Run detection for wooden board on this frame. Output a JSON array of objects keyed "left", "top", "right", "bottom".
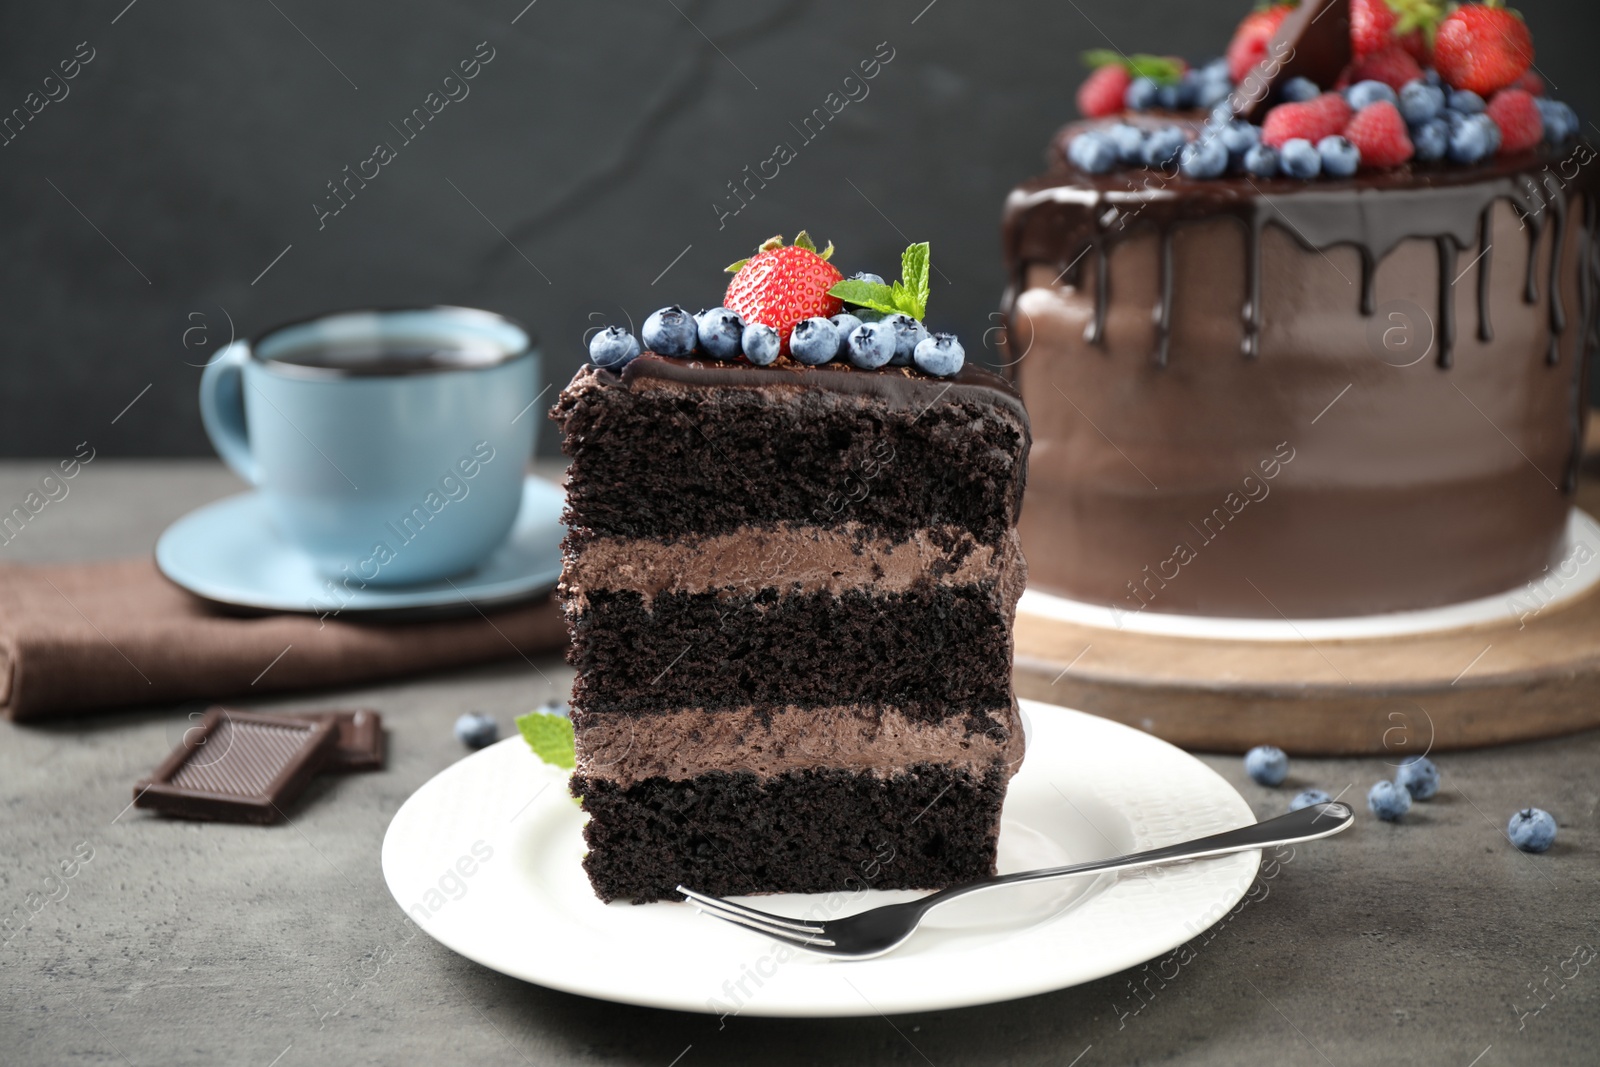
[{"left": 1013, "top": 414, "right": 1600, "bottom": 755}]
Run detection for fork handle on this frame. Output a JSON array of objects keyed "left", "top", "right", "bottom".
[{"left": 921, "top": 802, "right": 1353, "bottom": 909}]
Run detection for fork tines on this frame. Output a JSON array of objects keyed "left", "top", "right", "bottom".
[{"left": 676, "top": 886, "right": 836, "bottom": 947}]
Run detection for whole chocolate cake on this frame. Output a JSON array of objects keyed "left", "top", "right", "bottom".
[
  {"left": 1005, "top": 0, "right": 1598, "bottom": 618},
  {"left": 552, "top": 237, "right": 1029, "bottom": 903}
]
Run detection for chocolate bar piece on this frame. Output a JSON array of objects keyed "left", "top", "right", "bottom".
[
  {"left": 133, "top": 709, "right": 337, "bottom": 824},
  {"left": 287, "top": 708, "right": 385, "bottom": 772}
]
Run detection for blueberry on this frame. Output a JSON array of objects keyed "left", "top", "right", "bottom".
[
  {"left": 789, "top": 317, "right": 840, "bottom": 365},
  {"left": 1201, "top": 57, "right": 1231, "bottom": 83},
  {"left": 536, "top": 699, "right": 569, "bottom": 717},
  {"left": 1068, "top": 131, "right": 1119, "bottom": 174},
  {"left": 1244, "top": 745, "right": 1289, "bottom": 786},
  {"left": 1180, "top": 135, "right": 1230, "bottom": 179},
  {"left": 1422, "top": 68, "right": 1442, "bottom": 88},
  {"left": 1347, "top": 80, "right": 1398, "bottom": 110},
  {"left": 454, "top": 711, "right": 498, "bottom": 750},
  {"left": 1536, "top": 99, "right": 1576, "bottom": 143},
  {"left": 1107, "top": 123, "right": 1148, "bottom": 165},
  {"left": 1448, "top": 89, "right": 1486, "bottom": 115},
  {"left": 830, "top": 313, "right": 863, "bottom": 357},
  {"left": 1197, "top": 76, "right": 1234, "bottom": 111},
  {"left": 1125, "top": 76, "right": 1160, "bottom": 111},
  {"left": 1399, "top": 80, "right": 1446, "bottom": 125},
  {"left": 1394, "top": 756, "right": 1440, "bottom": 800},
  {"left": 845, "top": 321, "right": 896, "bottom": 369},
  {"left": 883, "top": 313, "right": 928, "bottom": 366},
  {"left": 1412, "top": 118, "right": 1450, "bottom": 162},
  {"left": 1143, "top": 126, "right": 1187, "bottom": 169},
  {"left": 1243, "top": 142, "right": 1280, "bottom": 177},
  {"left": 1319, "top": 135, "right": 1361, "bottom": 178},
  {"left": 913, "top": 332, "right": 965, "bottom": 377},
  {"left": 694, "top": 307, "right": 743, "bottom": 361},
  {"left": 1280, "top": 137, "right": 1323, "bottom": 179},
  {"left": 1290, "top": 789, "right": 1334, "bottom": 812},
  {"left": 740, "top": 322, "right": 780, "bottom": 366},
  {"left": 587, "top": 326, "right": 639, "bottom": 370},
  {"left": 1367, "top": 780, "right": 1412, "bottom": 822},
  {"left": 1281, "top": 76, "right": 1321, "bottom": 103},
  {"left": 1507, "top": 808, "right": 1557, "bottom": 853},
  {"left": 1219, "top": 121, "right": 1261, "bottom": 161},
  {"left": 1448, "top": 114, "right": 1492, "bottom": 164},
  {"left": 1157, "top": 83, "right": 1184, "bottom": 111},
  {"left": 642, "top": 305, "right": 698, "bottom": 357},
  {"left": 851, "top": 271, "right": 887, "bottom": 286},
  {"left": 1480, "top": 112, "right": 1502, "bottom": 155}
]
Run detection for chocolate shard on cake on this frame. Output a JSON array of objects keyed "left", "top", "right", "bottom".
[{"left": 551, "top": 354, "right": 1030, "bottom": 903}]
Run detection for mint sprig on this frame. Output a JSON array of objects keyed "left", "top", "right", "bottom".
[
  {"left": 1081, "top": 49, "right": 1185, "bottom": 86},
  {"left": 828, "top": 241, "right": 931, "bottom": 320},
  {"left": 515, "top": 709, "right": 575, "bottom": 770}
]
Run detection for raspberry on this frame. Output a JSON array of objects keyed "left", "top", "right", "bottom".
[
  {"left": 1512, "top": 70, "right": 1545, "bottom": 96},
  {"left": 1262, "top": 93, "right": 1354, "bottom": 149},
  {"left": 1344, "top": 101, "right": 1415, "bottom": 168},
  {"left": 1486, "top": 88, "right": 1544, "bottom": 155},
  {"left": 1347, "top": 45, "right": 1424, "bottom": 91},
  {"left": 1077, "top": 63, "right": 1132, "bottom": 119}
]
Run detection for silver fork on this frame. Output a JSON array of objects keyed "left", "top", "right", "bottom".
[{"left": 679, "top": 801, "right": 1353, "bottom": 960}]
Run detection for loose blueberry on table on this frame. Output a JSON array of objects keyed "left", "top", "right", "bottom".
[
  {"left": 1289, "top": 788, "right": 1334, "bottom": 812},
  {"left": 1244, "top": 745, "right": 1289, "bottom": 786},
  {"left": 1368, "top": 779, "right": 1413, "bottom": 822},
  {"left": 1506, "top": 807, "right": 1557, "bottom": 852},
  {"left": 1395, "top": 754, "right": 1440, "bottom": 800},
  {"left": 1069, "top": 0, "right": 1577, "bottom": 182},
  {"left": 584, "top": 232, "right": 966, "bottom": 378},
  {"left": 454, "top": 711, "right": 499, "bottom": 750}
]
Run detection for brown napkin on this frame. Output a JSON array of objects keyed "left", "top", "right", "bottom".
[{"left": 0, "top": 557, "right": 565, "bottom": 722}]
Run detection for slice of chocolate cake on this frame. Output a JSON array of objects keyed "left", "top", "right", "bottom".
[{"left": 552, "top": 351, "right": 1029, "bottom": 903}]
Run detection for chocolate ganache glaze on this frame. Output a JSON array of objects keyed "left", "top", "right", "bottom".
[{"left": 1002, "top": 144, "right": 1599, "bottom": 618}]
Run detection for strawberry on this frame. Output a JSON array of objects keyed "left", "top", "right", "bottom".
[
  {"left": 1344, "top": 100, "right": 1415, "bottom": 167},
  {"left": 724, "top": 233, "right": 843, "bottom": 354},
  {"left": 1347, "top": 45, "right": 1424, "bottom": 91},
  {"left": 1076, "top": 62, "right": 1132, "bottom": 118},
  {"left": 1433, "top": 1, "right": 1534, "bottom": 97},
  {"left": 1486, "top": 87, "right": 1544, "bottom": 154},
  {"left": 1262, "top": 93, "right": 1354, "bottom": 148},
  {"left": 1227, "top": 3, "right": 1296, "bottom": 84},
  {"left": 1352, "top": 0, "right": 1443, "bottom": 61}
]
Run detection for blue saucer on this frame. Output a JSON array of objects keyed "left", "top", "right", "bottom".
[{"left": 156, "top": 476, "right": 564, "bottom": 620}]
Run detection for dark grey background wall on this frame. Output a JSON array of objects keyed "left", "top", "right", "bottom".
[{"left": 2, "top": 0, "right": 1596, "bottom": 458}]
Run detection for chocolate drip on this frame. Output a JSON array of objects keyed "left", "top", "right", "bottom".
[
  {"left": 1476, "top": 207, "right": 1495, "bottom": 342},
  {"left": 1437, "top": 238, "right": 1458, "bottom": 368},
  {"left": 1003, "top": 138, "right": 1600, "bottom": 370},
  {"left": 1089, "top": 234, "right": 1109, "bottom": 346},
  {"left": 1546, "top": 182, "right": 1568, "bottom": 364},
  {"left": 1155, "top": 229, "right": 1174, "bottom": 368},
  {"left": 1243, "top": 214, "right": 1263, "bottom": 359}
]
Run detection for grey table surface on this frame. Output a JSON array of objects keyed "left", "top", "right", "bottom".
[{"left": 1, "top": 461, "right": 1596, "bottom": 1067}]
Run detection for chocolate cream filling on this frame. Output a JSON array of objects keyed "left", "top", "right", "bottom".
[
  {"left": 573, "top": 703, "right": 1025, "bottom": 788},
  {"left": 562, "top": 524, "right": 1025, "bottom": 604}
]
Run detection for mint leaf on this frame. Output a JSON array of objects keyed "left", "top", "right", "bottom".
[
  {"left": 828, "top": 279, "right": 898, "bottom": 315},
  {"left": 515, "top": 710, "right": 575, "bottom": 770},
  {"left": 898, "top": 242, "right": 930, "bottom": 320},
  {"left": 1080, "top": 50, "right": 1185, "bottom": 86}
]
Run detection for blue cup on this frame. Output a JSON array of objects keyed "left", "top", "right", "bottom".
[{"left": 199, "top": 306, "right": 538, "bottom": 586}]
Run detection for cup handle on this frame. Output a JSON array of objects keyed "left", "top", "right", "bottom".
[{"left": 199, "top": 341, "right": 261, "bottom": 485}]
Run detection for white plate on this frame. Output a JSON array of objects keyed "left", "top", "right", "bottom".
[
  {"left": 381, "top": 700, "right": 1260, "bottom": 1016},
  {"left": 155, "top": 475, "right": 564, "bottom": 620},
  {"left": 1020, "top": 507, "right": 1600, "bottom": 642}
]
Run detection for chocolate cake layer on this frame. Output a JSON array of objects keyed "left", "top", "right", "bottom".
[
  {"left": 573, "top": 702, "right": 1024, "bottom": 787},
  {"left": 551, "top": 356, "right": 1030, "bottom": 544},
  {"left": 1003, "top": 140, "right": 1598, "bottom": 617},
  {"left": 568, "top": 583, "right": 1019, "bottom": 718},
  {"left": 573, "top": 764, "right": 1011, "bottom": 903}
]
